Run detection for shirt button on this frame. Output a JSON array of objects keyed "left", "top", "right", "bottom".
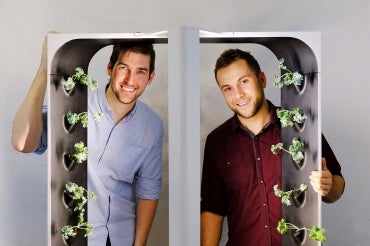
[
  {"left": 262, "top": 203, "right": 267, "bottom": 206},
  {"left": 265, "top": 225, "right": 269, "bottom": 228},
  {"left": 257, "top": 157, "right": 261, "bottom": 161},
  {"left": 260, "top": 180, "right": 264, "bottom": 184}
]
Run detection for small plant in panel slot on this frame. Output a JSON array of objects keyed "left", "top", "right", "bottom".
[
  {"left": 64, "top": 111, "right": 104, "bottom": 130},
  {"left": 61, "top": 182, "right": 97, "bottom": 240},
  {"left": 271, "top": 137, "right": 305, "bottom": 166},
  {"left": 273, "top": 183, "right": 307, "bottom": 206},
  {"left": 276, "top": 107, "right": 307, "bottom": 128},
  {"left": 273, "top": 58, "right": 304, "bottom": 88},
  {"left": 63, "top": 141, "right": 88, "bottom": 171},
  {"left": 62, "top": 67, "right": 99, "bottom": 92},
  {"left": 65, "top": 111, "right": 89, "bottom": 128},
  {"left": 277, "top": 218, "right": 327, "bottom": 243},
  {"left": 68, "top": 141, "right": 88, "bottom": 164}
]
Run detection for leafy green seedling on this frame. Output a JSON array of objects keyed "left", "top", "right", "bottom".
[
  {"left": 277, "top": 218, "right": 326, "bottom": 242},
  {"left": 66, "top": 111, "right": 104, "bottom": 128},
  {"left": 66, "top": 111, "right": 88, "bottom": 128},
  {"left": 61, "top": 182, "right": 97, "bottom": 240},
  {"left": 273, "top": 184, "right": 307, "bottom": 206},
  {"left": 277, "top": 108, "right": 307, "bottom": 128},
  {"left": 69, "top": 141, "right": 88, "bottom": 164},
  {"left": 271, "top": 137, "right": 305, "bottom": 165},
  {"left": 93, "top": 112, "right": 104, "bottom": 123},
  {"left": 62, "top": 67, "right": 99, "bottom": 91},
  {"left": 274, "top": 58, "right": 304, "bottom": 88}
]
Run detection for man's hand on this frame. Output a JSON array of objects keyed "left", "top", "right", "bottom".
[
  {"left": 309, "top": 158, "right": 332, "bottom": 197},
  {"left": 309, "top": 158, "right": 345, "bottom": 203}
]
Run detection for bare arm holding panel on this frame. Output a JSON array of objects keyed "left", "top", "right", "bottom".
[{"left": 12, "top": 34, "right": 49, "bottom": 153}]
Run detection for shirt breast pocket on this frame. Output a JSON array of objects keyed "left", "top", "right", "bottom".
[
  {"left": 219, "top": 155, "right": 256, "bottom": 191},
  {"left": 103, "top": 144, "right": 149, "bottom": 183}
]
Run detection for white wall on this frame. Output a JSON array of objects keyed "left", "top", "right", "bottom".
[{"left": 1, "top": 0, "right": 369, "bottom": 245}]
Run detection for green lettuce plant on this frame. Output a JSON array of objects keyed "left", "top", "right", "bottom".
[
  {"left": 273, "top": 184, "right": 307, "bottom": 206},
  {"left": 271, "top": 137, "right": 305, "bottom": 165},
  {"left": 69, "top": 141, "right": 88, "bottom": 164},
  {"left": 277, "top": 218, "right": 326, "bottom": 242},
  {"left": 61, "top": 182, "right": 97, "bottom": 240},
  {"left": 274, "top": 58, "right": 304, "bottom": 88},
  {"left": 66, "top": 111, "right": 104, "bottom": 128},
  {"left": 277, "top": 108, "right": 306, "bottom": 128},
  {"left": 62, "top": 67, "right": 99, "bottom": 91}
]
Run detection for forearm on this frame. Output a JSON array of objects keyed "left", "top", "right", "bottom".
[
  {"left": 134, "top": 198, "right": 158, "bottom": 246},
  {"left": 12, "top": 64, "right": 47, "bottom": 152},
  {"left": 201, "top": 211, "right": 223, "bottom": 246},
  {"left": 323, "top": 175, "right": 345, "bottom": 203}
]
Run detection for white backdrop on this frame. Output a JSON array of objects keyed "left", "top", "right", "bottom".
[{"left": 1, "top": 1, "right": 369, "bottom": 245}]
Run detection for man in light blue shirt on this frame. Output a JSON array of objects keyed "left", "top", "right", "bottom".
[
  {"left": 12, "top": 34, "right": 163, "bottom": 246},
  {"left": 87, "top": 82, "right": 163, "bottom": 245}
]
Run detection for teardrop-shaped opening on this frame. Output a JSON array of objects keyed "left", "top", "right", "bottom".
[
  {"left": 292, "top": 151, "right": 305, "bottom": 170},
  {"left": 294, "top": 121, "right": 306, "bottom": 132},
  {"left": 293, "top": 74, "right": 307, "bottom": 94},
  {"left": 63, "top": 114, "right": 75, "bottom": 133},
  {"left": 63, "top": 153, "right": 76, "bottom": 171},
  {"left": 62, "top": 190, "right": 75, "bottom": 210},
  {"left": 61, "top": 76, "right": 76, "bottom": 96},
  {"left": 292, "top": 189, "right": 306, "bottom": 208},
  {"left": 292, "top": 228, "right": 306, "bottom": 245}
]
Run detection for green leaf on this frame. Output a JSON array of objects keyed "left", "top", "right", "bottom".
[
  {"left": 62, "top": 77, "right": 76, "bottom": 91},
  {"left": 80, "top": 112, "right": 88, "bottom": 128},
  {"left": 309, "top": 226, "right": 327, "bottom": 242},
  {"left": 289, "top": 138, "right": 305, "bottom": 165},
  {"left": 277, "top": 219, "right": 289, "bottom": 234},
  {"left": 271, "top": 143, "right": 283, "bottom": 155},
  {"left": 277, "top": 108, "right": 306, "bottom": 128},
  {"left": 62, "top": 67, "right": 100, "bottom": 91},
  {"left": 274, "top": 59, "right": 303, "bottom": 88},
  {"left": 299, "top": 183, "right": 308, "bottom": 191},
  {"left": 61, "top": 182, "right": 97, "bottom": 239},
  {"left": 93, "top": 112, "right": 104, "bottom": 122},
  {"left": 71, "top": 141, "right": 88, "bottom": 164},
  {"left": 273, "top": 184, "right": 307, "bottom": 206},
  {"left": 61, "top": 225, "right": 74, "bottom": 239},
  {"left": 274, "top": 75, "right": 284, "bottom": 88}
]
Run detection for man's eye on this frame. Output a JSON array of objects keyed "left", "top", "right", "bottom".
[{"left": 138, "top": 70, "right": 147, "bottom": 75}]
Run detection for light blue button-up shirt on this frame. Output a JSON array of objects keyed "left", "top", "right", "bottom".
[
  {"left": 87, "top": 84, "right": 163, "bottom": 245},
  {"left": 37, "top": 84, "right": 163, "bottom": 246}
]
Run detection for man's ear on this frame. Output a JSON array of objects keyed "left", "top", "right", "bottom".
[
  {"left": 147, "top": 70, "right": 156, "bottom": 85},
  {"left": 259, "top": 72, "right": 267, "bottom": 89},
  {"left": 107, "top": 63, "right": 113, "bottom": 76}
]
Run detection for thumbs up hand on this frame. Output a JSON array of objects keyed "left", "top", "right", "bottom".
[{"left": 309, "top": 158, "right": 333, "bottom": 197}]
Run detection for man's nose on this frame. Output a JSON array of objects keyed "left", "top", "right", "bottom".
[
  {"left": 124, "top": 71, "right": 134, "bottom": 83},
  {"left": 235, "top": 85, "right": 245, "bottom": 98}
]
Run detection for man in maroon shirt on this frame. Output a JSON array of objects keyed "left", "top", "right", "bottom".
[{"left": 200, "top": 49, "right": 345, "bottom": 246}]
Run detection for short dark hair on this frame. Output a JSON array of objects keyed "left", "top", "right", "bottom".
[
  {"left": 214, "top": 49, "right": 261, "bottom": 82},
  {"left": 109, "top": 41, "right": 156, "bottom": 74}
]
